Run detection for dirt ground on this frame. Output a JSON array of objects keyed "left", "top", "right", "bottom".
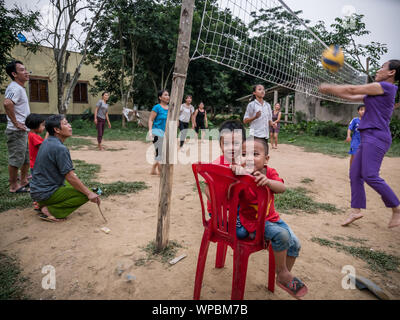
[{"left": 0, "top": 137, "right": 399, "bottom": 300}]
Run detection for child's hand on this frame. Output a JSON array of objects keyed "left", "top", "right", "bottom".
[
  {"left": 345, "top": 136, "right": 351, "bottom": 143},
  {"left": 231, "top": 165, "right": 248, "bottom": 176},
  {"left": 253, "top": 171, "right": 270, "bottom": 187}
]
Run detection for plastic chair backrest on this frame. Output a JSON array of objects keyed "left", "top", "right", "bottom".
[{"left": 192, "top": 163, "right": 271, "bottom": 246}]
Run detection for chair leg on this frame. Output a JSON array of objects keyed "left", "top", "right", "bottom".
[
  {"left": 215, "top": 242, "right": 228, "bottom": 268},
  {"left": 193, "top": 231, "right": 210, "bottom": 300},
  {"left": 231, "top": 244, "right": 251, "bottom": 300},
  {"left": 267, "top": 244, "right": 275, "bottom": 293}
]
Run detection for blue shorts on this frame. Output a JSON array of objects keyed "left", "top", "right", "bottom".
[
  {"left": 348, "top": 146, "right": 360, "bottom": 155},
  {"left": 349, "top": 141, "right": 361, "bottom": 155},
  {"left": 264, "top": 219, "right": 301, "bottom": 257},
  {"left": 236, "top": 214, "right": 301, "bottom": 257}
]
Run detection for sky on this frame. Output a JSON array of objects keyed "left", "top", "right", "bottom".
[
  {"left": 5, "top": 0, "right": 400, "bottom": 65},
  {"left": 284, "top": 0, "right": 400, "bottom": 65}
]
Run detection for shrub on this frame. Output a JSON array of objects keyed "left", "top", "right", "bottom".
[
  {"left": 390, "top": 116, "right": 400, "bottom": 141},
  {"left": 282, "top": 120, "right": 347, "bottom": 140}
]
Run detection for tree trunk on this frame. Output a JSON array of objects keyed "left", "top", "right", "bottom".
[{"left": 53, "top": 0, "right": 106, "bottom": 114}]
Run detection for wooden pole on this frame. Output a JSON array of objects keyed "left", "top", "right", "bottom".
[
  {"left": 273, "top": 90, "right": 278, "bottom": 106},
  {"left": 284, "top": 95, "right": 289, "bottom": 123},
  {"left": 156, "top": 0, "right": 195, "bottom": 251}
]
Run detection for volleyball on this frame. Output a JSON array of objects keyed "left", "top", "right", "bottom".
[{"left": 321, "top": 45, "right": 345, "bottom": 72}]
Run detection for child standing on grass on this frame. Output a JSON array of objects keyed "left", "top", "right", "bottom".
[
  {"left": 231, "top": 138, "right": 308, "bottom": 299},
  {"left": 94, "top": 92, "right": 111, "bottom": 151},
  {"left": 243, "top": 84, "right": 275, "bottom": 144},
  {"left": 25, "top": 113, "right": 48, "bottom": 210},
  {"left": 346, "top": 105, "right": 365, "bottom": 167}
]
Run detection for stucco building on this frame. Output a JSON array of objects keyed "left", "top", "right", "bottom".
[{"left": 0, "top": 44, "right": 122, "bottom": 119}]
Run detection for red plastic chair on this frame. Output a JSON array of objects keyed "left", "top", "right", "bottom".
[{"left": 192, "top": 163, "right": 275, "bottom": 300}]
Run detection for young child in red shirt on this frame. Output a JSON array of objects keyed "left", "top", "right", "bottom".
[
  {"left": 25, "top": 113, "right": 47, "bottom": 210},
  {"left": 204, "top": 120, "right": 246, "bottom": 210},
  {"left": 231, "top": 138, "right": 308, "bottom": 299}
]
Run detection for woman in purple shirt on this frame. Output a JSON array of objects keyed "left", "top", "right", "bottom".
[{"left": 319, "top": 59, "right": 400, "bottom": 229}]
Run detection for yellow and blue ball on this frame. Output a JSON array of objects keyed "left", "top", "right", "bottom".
[{"left": 321, "top": 45, "right": 344, "bottom": 72}]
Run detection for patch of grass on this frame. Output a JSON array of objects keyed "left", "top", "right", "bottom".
[
  {"left": 300, "top": 178, "right": 314, "bottom": 184},
  {"left": 70, "top": 119, "right": 148, "bottom": 142},
  {"left": 311, "top": 237, "right": 400, "bottom": 273},
  {"left": 0, "top": 143, "right": 147, "bottom": 212},
  {"left": 73, "top": 160, "right": 148, "bottom": 196},
  {"left": 141, "top": 240, "right": 184, "bottom": 264},
  {"left": 275, "top": 187, "right": 340, "bottom": 214},
  {"left": 96, "top": 181, "right": 148, "bottom": 196},
  {"left": 193, "top": 180, "right": 207, "bottom": 193},
  {"left": 64, "top": 137, "right": 94, "bottom": 150},
  {"left": 102, "top": 147, "right": 126, "bottom": 152},
  {"left": 279, "top": 131, "right": 400, "bottom": 157},
  {"left": 333, "top": 236, "right": 368, "bottom": 244},
  {"left": 0, "top": 253, "right": 29, "bottom": 300},
  {"left": 346, "top": 236, "right": 369, "bottom": 244},
  {"left": 279, "top": 132, "right": 350, "bottom": 158}
]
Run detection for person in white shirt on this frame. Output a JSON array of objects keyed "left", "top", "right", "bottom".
[
  {"left": 243, "top": 84, "right": 276, "bottom": 144},
  {"left": 178, "top": 95, "right": 195, "bottom": 148},
  {"left": 3, "top": 60, "right": 31, "bottom": 193}
]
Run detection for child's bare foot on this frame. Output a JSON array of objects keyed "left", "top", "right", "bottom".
[
  {"left": 342, "top": 210, "right": 363, "bottom": 226},
  {"left": 388, "top": 207, "right": 400, "bottom": 229}
]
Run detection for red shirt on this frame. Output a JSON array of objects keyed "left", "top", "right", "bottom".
[
  {"left": 238, "top": 166, "right": 283, "bottom": 232},
  {"left": 28, "top": 132, "right": 44, "bottom": 169}
]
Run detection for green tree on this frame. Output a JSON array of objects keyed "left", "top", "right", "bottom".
[
  {"left": 87, "top": 0, "right": 180, "bottom": 109},
  {"left": 311, "top": 14, "right": 388, "bottom": 80},
  {"left": 0, "top": 0, "right": 39, "bottom": 89}
]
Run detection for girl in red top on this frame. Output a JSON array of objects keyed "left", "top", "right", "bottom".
[
  {"left": 25, "top": 113, "right": 47, "bottom": 210},
  {"left": 231, "top": 138, "right": 308, "bottom": 299},
  {"left": 25, "top": 113, "right": 47, "bottom": 172}
]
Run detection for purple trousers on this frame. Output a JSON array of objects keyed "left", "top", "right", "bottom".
[
  {"left": 96, "top": 118, "right": 105, "bottom": 144},
  {"left": 350, "top": 133, "right": 400, "bottom": 209}
]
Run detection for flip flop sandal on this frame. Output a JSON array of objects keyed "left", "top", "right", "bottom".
[
  {"left": 277, "top": 277, "right": 308, "bottom": 299},
  {"left": 10, "top": 186, "right": 30, "bottom": 193},
  {"left": 38, "top": 213, "right": 59, "bottom": 222}
]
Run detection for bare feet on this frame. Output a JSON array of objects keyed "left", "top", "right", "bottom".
[
  {"left": 388, "top": 207, "right": 400, "bottom": 229},
  {"left": 342, "top": 210, "right": 364, "bottom": 226}
]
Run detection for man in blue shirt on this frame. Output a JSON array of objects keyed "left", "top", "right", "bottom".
[{"left": 30, "top": 115, "right": 100, "bottom": 222}]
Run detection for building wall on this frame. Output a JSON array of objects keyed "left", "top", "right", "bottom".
[
  {"left": 295, "top": 92, "right": 357, "bottom": 125},
  {"left": 295, "top": 92, "right": 400, "bottom": 124},
  {"left": 0, "top": 44, "right": 123, "bottom": 116}
]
